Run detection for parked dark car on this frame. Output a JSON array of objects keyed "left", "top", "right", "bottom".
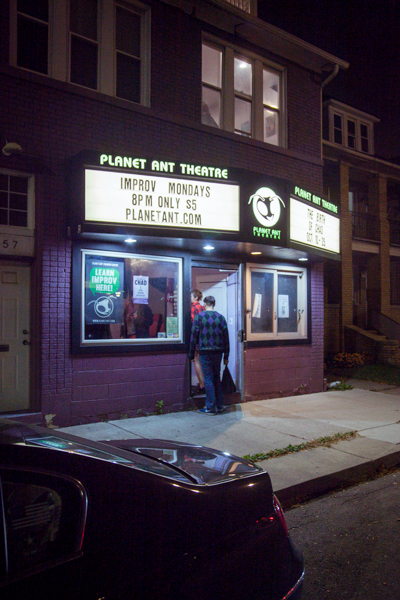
[{"left": 0, "top": 418, "right": 304, "bottom": 600}]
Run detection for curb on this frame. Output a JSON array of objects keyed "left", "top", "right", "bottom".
[{"left": 275, "top": 449, "right": 400, "bottom": 509}]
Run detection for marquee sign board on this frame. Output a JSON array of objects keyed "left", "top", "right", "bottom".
[{"left": 85, "top": 169, "right": 240, "bottom": 232}]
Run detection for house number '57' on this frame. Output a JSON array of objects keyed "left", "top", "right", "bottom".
[{"left": 2, "top": 240, "right": 18, "bottom": 249}]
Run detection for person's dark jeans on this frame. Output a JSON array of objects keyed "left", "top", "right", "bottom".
[{"left": 199, "top": 352, "right": 224, "bottom": 411}]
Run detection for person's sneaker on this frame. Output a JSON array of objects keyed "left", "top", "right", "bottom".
[
  {"left": 216, "top": 405, "right": 228, "bottom": 413},
  {"left": 198, "top": 407, "right": 216, "bottom": 415}
]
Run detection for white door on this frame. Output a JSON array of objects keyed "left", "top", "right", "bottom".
[
  {"left": 0, "top": 264, "right": 30, "bottom": 411},
  {"left": 194, "top": 269, "right": 239, "bottom": 388}
]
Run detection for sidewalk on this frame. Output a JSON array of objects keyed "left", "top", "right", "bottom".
[{"left": 60, "top": 380, "right": 400, "bottom": 508}]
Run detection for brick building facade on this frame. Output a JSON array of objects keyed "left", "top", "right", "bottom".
[
  {"left": 0, "top": 0, "right": 346, "bottom": 426},
  {"left": 323, "top": 99, "right": 400, "bottom": 362}
]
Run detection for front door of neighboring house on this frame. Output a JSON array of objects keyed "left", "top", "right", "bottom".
[{"left": 0, "top": 264, "right": 30, "bottom": 411}]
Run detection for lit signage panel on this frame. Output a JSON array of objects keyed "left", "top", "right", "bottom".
[
  {"left": 290, "top": 197, "right": 340, "bottom": 254},
  {"left": 85, "top": 169, "right": 240, "bottom": 232}
]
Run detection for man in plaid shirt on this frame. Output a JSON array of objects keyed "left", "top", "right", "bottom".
[{"left": 188, "top": 295, "right": 229, "bottom": 414}]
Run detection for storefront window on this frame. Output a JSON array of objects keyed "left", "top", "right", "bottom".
[
  {"left": 247, "top": 264, "right": 307, "bottom": 340},
  {"left": 81, "top": 250, "right": 182, "bottom": 345}
]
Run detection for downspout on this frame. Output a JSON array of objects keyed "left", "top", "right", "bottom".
[{"left": 320, "top": 63, "right": 340, "bottom": 160}]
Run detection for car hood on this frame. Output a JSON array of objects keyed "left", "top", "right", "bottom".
[{"left": 102, "top": 438, "right": 263, "bottom": 484}]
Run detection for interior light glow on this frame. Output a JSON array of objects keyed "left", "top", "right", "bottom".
[
  {"left": 251, "top": 251, "right": 262, "bottom": 255},
  {"left": 203, "top": 245, "right": 214, "bottom": 250},
  {"left": 298, "top": 257, "right": 308, "bottom": 261},
  {"left": 125, "top": 238, "right": 137, "bottom": 243}
]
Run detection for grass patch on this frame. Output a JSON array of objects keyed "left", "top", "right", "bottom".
[
  {"left": 326, "top": 363, "right": 400, "bottom": 386},
  {"left": 243, "top": 431, "right": 358, "bottom": 463}
]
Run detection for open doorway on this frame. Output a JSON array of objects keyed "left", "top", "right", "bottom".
[{"left": 191, "top": 265, "right": 242, "bottom": 398}]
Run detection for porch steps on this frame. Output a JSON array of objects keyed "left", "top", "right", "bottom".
[{"left": 344, "top": 324, "right": 400, "bottom": 367}]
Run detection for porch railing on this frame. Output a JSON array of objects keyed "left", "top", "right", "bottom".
[{"left": 351, "top": 211, "right": 380, "bottom": 241}]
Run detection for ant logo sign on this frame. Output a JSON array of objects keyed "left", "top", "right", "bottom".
[
  {"left": 248, "top": 187, "right": 285, "bottom": 227},
  {"left": 88, "top": 296, "right": 115, "bottom": 319}
]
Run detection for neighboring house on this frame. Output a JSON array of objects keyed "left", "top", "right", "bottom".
[
  {"left": 323, "top": 99, "right": 400, "bottom": 364},
  {"left": 0, "top": 0, "right": 347, "bottom": 426}
]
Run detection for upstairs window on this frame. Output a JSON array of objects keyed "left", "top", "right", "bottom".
[
  {"left": 70, "top": 0, "right": 98, "bottom": 90},
  {"left": 202, "top": 40, "right": 285, "bottom": 146},
  {"left": 327, "top": 102, "right": 375, "bottom": 155},
  {"left": 16, "top": 0, "right": 49, "bottom": 74},
  {"left": 11, "top": 0, "right": 150, "bottom": 106},
  {"left": 115, "top": 5, "right": 142, "bottom": 103}
]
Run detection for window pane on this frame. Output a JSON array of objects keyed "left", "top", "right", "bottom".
[
  {"left": 333, "top": 114, "right": 342, "bottom": 129},
  {"left": 333, "top": 113, "right": 343, "bottom": 144},
  {"left": 235, "top": 98, "right": 251, "bottom": 136},
  {"left": 10, "top": 193, "right": 28, "bottom": 211},
  {"left": 0, "top": 192, "right": 7, "bottom": 208},
  {"left": 70, "top": 0, "right": 97, "bottom": 40},
  {"left": 234, "top": 57, "right": 252, "bottom": 96},
  {"left": 84, "top": 254, "right": 181, "bottom": 344},
  {"left": 17, "top": 15, "right": 48, "bottom": 73},
  {"left": 10, "top": 176, "right": 28, "bottom": 193},
  {"left": 0, "top": 174, "right": 8, "bottom": 191},
  {"left": 18, "top": 0, "right": 48, "bottom": 21},
  {"left": 251, "top": 271, "right": 273, "bottom": 334},
  {"left": 277, "top": 275, "right": 298, "bottom": 333},
  {"left": 9, "top": 210, "right": 28, "bottom": 227},
  {"left": 347, "top": 120, "right": 356, "bottom": 135},
  {"left": 70, "top": 37, "right": 98, "bottom": 89},
  {"left": 202, "top": 87, "right": 221, "bottom": 128},
  {"left": 360, "top": 124, "right": 369, "bottom": 153},
  {"left": 116, "top": 53, "right": 141, "bottom": 103},
  {"left": 334, "top": 129, "right": 343, "bottom": 144},
  {"left": 116, "top": 7, "right": 141, "bottom": 56},
  {"left": 264, "top": 109, "right": 279, "bottom": 145},
  {"left": 202, "top": 44, "right": 222, "bottom": 88},
  {"left": 263, "top": 69, "right": 279, "bottom": 108}
]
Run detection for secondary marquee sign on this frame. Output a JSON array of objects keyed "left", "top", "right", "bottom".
[{"left": 289, "top": 186, "right": 340, "bottom": 255}]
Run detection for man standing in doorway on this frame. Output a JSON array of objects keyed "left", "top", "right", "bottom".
[{"left": 188, "top": 295, "right": 229, "bottom": 414}]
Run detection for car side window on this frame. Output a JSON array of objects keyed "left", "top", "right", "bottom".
[{"left": 1, "top": 470, "right": 87, "bottom": 576}]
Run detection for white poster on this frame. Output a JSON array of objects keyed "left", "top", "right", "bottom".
[
  {"left": 278, "top": 294, "right": 289, "bottom": 318},
  {"left": 252, "top": 293, "right": 262, "bottom": 318},
  {"left": 133, "top": 275, "right": 149, "bottom": 304}
]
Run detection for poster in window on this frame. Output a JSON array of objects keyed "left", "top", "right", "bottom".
[
  {"left": 278, "top": 294, "right": 289, "bottom": 318},
  {"left": 85, "top": 258, "right": 124, "bottom": 324},
  {"left": 265, "top": 113, "right": 276, "bottom": 138},
  {"left": 133, "top": 275, "right": 149, "bottom": 304},
  {"left": 252, "top": 293, "right": 262, "bottom": 318}
]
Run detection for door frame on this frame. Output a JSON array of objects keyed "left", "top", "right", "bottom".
[{"left": 191, "top": 261, "right": 244, "bottom": 400}]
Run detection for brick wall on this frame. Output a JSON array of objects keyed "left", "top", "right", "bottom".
[
  {"left": 244, "top": 263, "right": 324, "bottom": 400},
  {"left": 0, "top": 1, "right": 326, "bottom": 425}
]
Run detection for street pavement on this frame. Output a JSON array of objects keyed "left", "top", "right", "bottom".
[{"left": 61, "top": 379, "right": 400, "bottom": 508}]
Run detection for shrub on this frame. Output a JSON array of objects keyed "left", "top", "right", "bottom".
[{"left": 332, "top": 352, "right": 366, "bottom": 369}]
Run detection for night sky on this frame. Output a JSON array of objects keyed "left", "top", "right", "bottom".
[{"left": 258, "top": 0, "right": 400, "bottom": 159}]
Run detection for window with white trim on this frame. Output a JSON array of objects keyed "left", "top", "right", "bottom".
[
  {"left": 202, "top": 40, "right": 284, "bottom": 146},
  {"left": 246, "top": 264, "right": 307, "bottom": 340},
  {"left": 11, "top": 0, "right": 150, "bottom": 105},
  {"left": 329, "top": 107, "right": 374, "bottom": 154}
]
